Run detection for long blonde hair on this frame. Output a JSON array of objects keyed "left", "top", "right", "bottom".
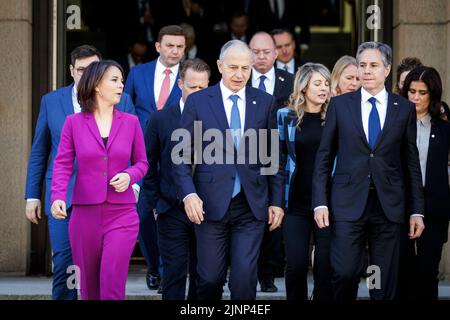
[
  {"left": 330, "top": 55, "right": 357, "bottom": 96},
  {"left": 287, "top": 63, "right": 331, "bottom": 128}
]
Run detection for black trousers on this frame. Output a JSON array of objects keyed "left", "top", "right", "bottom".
[
  {"left": 283, "top": 212, "right": 332, "bottom": 300},
  {"left": 257, "top": 225, "right": 284, "bottom": 282},
  {"left": 330, "top": 189, "right": 402, "bottom": 300},
  {"left": 194, "top": 192, "right": 265, "bottom": 300},
  {"left": 397, "top": 219, "right": 449, "bottom": 300},
  {"left": 157, "top": 204, "right": 197, "bottom": 300}
]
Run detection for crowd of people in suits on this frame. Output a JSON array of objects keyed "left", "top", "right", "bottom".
[{"left": 25, "top": 20, "right": 450, "bottom": 301}]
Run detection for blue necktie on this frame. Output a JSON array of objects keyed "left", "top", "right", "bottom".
[
  {"left": 368, "top": 97, "right": 381, "bottom": 150},
  {"left": 258, "top": 75, "right": 267, "bottom": 92},
  {"left": 230, "top": 95, "right": 241, "bottom": 197}
]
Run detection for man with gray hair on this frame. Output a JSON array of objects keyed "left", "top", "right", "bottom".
[
  {"left": 312, "top": 41, "right": 424, "bottom": 300},
  {"left": 173, "top": 40, "right": 285, "bottom": 300}
]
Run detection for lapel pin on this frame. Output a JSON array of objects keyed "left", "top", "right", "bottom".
[
  {"left": 432, "top": 134, "right": 435, "bottom": 138},
  {"left": 394, "top": 102, "right": 398, "bottom": 105},
  {"left": 278, "top": 76, "right": 285, "bottom": 82},
  {"left": 253, "top": 101, "right": 256, "bottom": 105}
]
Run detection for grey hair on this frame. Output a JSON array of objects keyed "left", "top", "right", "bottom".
[
  {"left": 287, "top": 62, "right": 331, "bottom": 128},
  {"left": 219, "top": 40, "right": 253, "bottom": 62},
  {"left": 356, "top": 41, "right": 392, "bottom": 67}
]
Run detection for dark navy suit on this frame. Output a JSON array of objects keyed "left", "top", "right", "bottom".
[
  {"left": 312, "top": 88, "right": 424, "bottom": 300},
  {"left": 24, "top": 83, "right": 135, "bottom": 299},
  {"left": 125, "top": 59, "right": 182, "bottom": 276},
  {"left": 139, "top": 103, "right": 197, "bottom": 300},
  {"left": 173, "top": 84, "right": 285, "bottom": 300}
]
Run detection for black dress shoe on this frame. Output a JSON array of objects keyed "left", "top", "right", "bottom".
[
  {"left": 260, "top": 279, "right": 278, "bottom": 293},
  {"left": 146, "top": 270, "right": 161, "bottom": 290}
]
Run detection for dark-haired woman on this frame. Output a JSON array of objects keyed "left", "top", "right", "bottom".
[
  {"left": 397, "top": 66, "right": 450, "bottom": 300},
  {"left": 51, "top": 60, "right": 148, "bottom": 300}
]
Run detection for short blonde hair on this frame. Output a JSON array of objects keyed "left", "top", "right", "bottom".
[
  {"left": 287, "top": 63, "right": 331, "bottom": 128},
  {"left": 330, "top": 55, "right": 357, "bottom": 96}
]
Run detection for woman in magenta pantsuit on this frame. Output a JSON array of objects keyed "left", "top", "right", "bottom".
[{"left": 51, "top": 60, "right": 148, "bottom": 300}]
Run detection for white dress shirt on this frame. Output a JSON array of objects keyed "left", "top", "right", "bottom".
[
  {"left": 276, "top": 58, "right": 295, "bottom": 74},
  {"left": 179, "top": 98, "right": 185, "bottom": 114},
  {"left": 220, "top": 81, "right": 246, "bottom": 133},
  {"left": 251, "top": 67, "right": 276, "bottom": 95},
  {"left": 183, "top": 82, "right": 247, "bottom": 202},
  {"left": 154, "top": 58, "right": 179, "bottom": 105},
  {"left": 72, "top": 85, "right": 82, "bottom": 114},
  {"left": 360, "top": 87, "right": 388, "bottom": 142}
]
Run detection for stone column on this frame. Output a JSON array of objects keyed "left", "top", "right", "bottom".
[
  {"left": 393, "top": 0, "right": 450, "bottom": 280},
  {"left": 0, "top": 0, "right": 32, "bottom": 273}
]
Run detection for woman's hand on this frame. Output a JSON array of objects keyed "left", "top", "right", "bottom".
[
  {"left": 109, "top": 173, "right": 131, "bottom": 192},
  {"left": 51, "top": 200, "right": 67, "bottom": 219}
]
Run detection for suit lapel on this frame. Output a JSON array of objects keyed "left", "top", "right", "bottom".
[
  {"left": 348, "top": 89, "right": 370, "bottom": 149},
  {"left": 61, "top": 84, "right": 75, "bottom": 116},
  {"left": 85, "top": 113, "right": 105, "bottom": 150},
  {"left": 244, "top": 88, "right": 257, "bottom": 132},
  {"left": 144, "top": 62, "right": 157, "bottom": 112},
  {"left": 107, "top": 108, "right": 123, "bottom": 150},
  {"left": 273, "top": 69, "right": 285, "bottom": 98},
  {"left": 208, "top": 84, "right": 230, "bottom": 131},
  {"left": 373, "top": 92, "right": 400, "bottom": 150}
]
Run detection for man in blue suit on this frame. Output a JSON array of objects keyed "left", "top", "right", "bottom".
[
  {"left": 125, "top": 25, "right": 186, "bottom": 290},
  {"left": 312, "top": 42, "right": 425, "bottom": 300},
  {"left": 24, "top": 45, "right": 135, "bottom": 300},
  {"left": 173, "top": 40, "right": 285, "bottom": 300},
  {"left": 139, "top": 58, "right": 211, "bottom": 300},
  {"left": 125, "top": 24, "right": 186, "bottom": 131}
]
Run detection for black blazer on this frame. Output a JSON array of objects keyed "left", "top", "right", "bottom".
[
  {"left": 424, "top": 118, "right": 450, "bottom": 221},
  {"left": 248, "top": 68, "right": 294, "bottom": 107},
  {"left": 312, "top": 89, "right": 424, "bottom": 223},
  {"left": 138, "top": 103, "right": 182, "bottom": 216}
]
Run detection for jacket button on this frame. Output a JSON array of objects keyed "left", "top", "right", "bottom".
[{"left": 103, "top": 156, "right": 107, "bottom": 161}]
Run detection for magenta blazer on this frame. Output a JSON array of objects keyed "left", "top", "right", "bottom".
[{"left": 51, "top": 108, "right": 148, "bottom": 205}]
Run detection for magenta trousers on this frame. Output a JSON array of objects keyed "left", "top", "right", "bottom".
[{"left": 69, "top": 202, "right": 139, "bottom": 300}]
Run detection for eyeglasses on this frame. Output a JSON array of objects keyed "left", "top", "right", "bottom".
[
  {"left": 408, "top": 89, "right": 429, "bottom": 96},
  {"left": 75, "top": 67, "right": 86, "bottom": 76}
]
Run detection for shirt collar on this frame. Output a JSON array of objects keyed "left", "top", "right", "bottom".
[
  {"left": 156, "top": 57, "right": 179, "bottom": 76},
  {"left": 253, "top": 67, "right": 275, "bottom": 82},
  {"left": 418, "top": 113, "right": 432, "bottom": 126},
  {"left": 220, "top": 80, "right": 246, "bottom": 102},
  {"left": 361, "top": 86, "right": 387, "bottom": 104}
]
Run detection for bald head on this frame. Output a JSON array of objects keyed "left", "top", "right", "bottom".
[{"left": 249, "top": 32, "right": 278, "bottom": 74}]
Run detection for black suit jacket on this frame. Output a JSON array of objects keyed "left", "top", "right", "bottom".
[
  {"left": 312, "top": 89, "right": 424, "bottom": 223},
  {"left": 248, "top": 68, "right": 294, "bottom": 128},
  {"left": 424, "top": 118, "right": 450, "bottom": 221},
  {"left": 138, "top": 103, "right": 182, "bottom": 216},
  {"left": 248, "top": 68, "right": 294, "bottom": 107}
]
